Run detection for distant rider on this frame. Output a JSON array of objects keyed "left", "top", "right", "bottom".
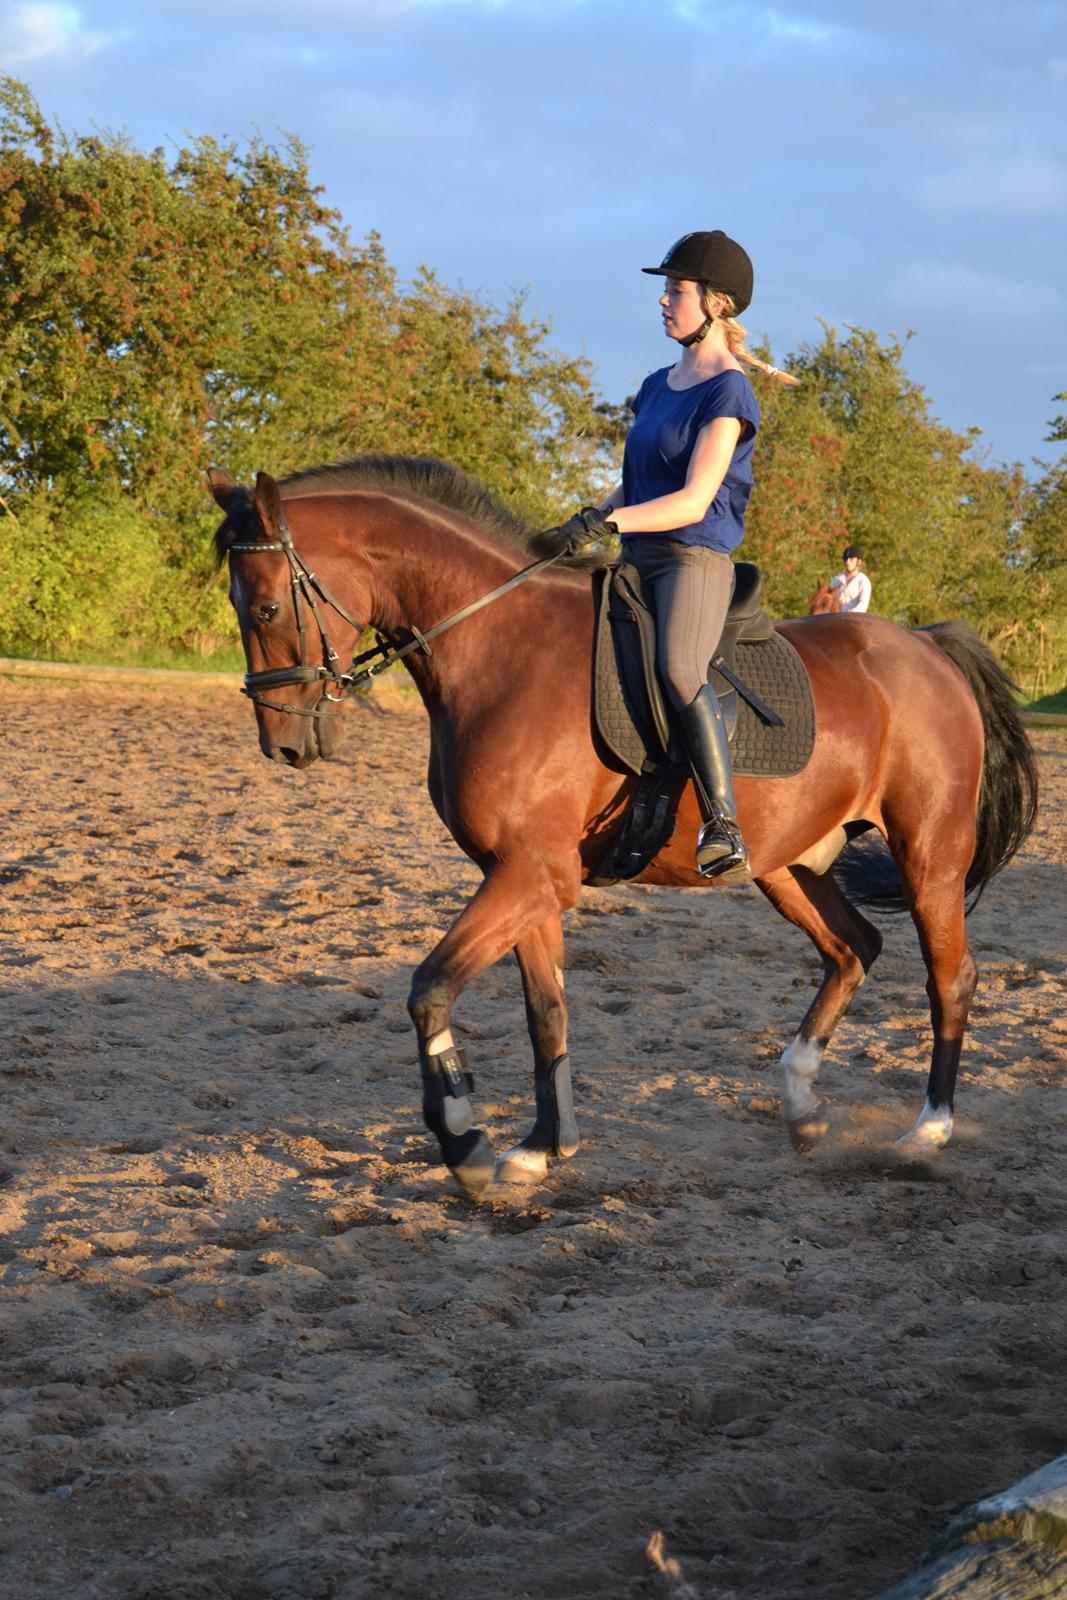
[{"left": 831, "top": 546, "right": 872, "bottom": 613}]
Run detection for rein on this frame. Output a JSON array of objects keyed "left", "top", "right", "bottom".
[{"left": 231, "top": 507, "right": 561, "bottom": 718}]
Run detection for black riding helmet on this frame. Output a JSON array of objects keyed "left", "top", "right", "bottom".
[{"left": 642, "top": 231, "right": 754, "bottom": 316}]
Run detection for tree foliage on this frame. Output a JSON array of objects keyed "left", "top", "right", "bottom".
[
  {"left": 742, "top": 327, "right": 1065, "bottom": 690},
  {"left": 0, "top": 78, "right": 1062, "bottom": 690},
  {"left": 0, "top": 78, "right": 617, "bottom": 660},
  {"left": 1046, "top": 393, "right": 1067, "bottom": 444}
]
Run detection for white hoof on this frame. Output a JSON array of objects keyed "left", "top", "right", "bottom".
[
  {"left": 494, "top": 1144, "right": 548, "bottom": 1187},
  {"left": 897, "top": 1102, "right": 953, "bottom": 1152}
]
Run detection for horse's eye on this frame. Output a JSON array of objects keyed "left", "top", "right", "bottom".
[{"left": 253, "top": 603, "right": 280, "bottom": 625}]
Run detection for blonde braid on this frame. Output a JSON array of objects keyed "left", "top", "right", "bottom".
[{"left": 701, "top": 286, "right": 799, "bottom": 388}]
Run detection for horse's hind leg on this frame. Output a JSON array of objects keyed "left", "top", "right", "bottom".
[
  {"left": 892, "top": 858, "right": 977, "bottom": 1154},
  {"left": 408, "top": 859, "right": 572, "bottom": 1198},
  {"left": 757, "top": 865, "right": 883, "bottom": 1151},
  {"left": 496, "top": 912, "right": 579, "bottom": 1187}
]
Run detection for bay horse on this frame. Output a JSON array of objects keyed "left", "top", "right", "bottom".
[
  {"left": 209, "top": 457, "right": 1037, "bottom": 1198},
  {"left": 809, "top": 578, "right": 842, "bottom": 615}
]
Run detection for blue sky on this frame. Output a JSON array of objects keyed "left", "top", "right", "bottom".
[{"left": 3, "top": 0, "right": 1065, "bottom": 469}]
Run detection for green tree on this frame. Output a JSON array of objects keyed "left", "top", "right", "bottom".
[
  {"left": 0, "top": 78, "right": 618, "bottom": 662},
  {"left": 0, "top": 78, "right": 1057, "bottom": 684},
  {"left": 1006, "top": 455, "right": 1067, "bottom": 696},
  {"left": 741, "top": 348, "right": 849, "bottom": 616},
  {"left": 1046, "top": 392, "right": 1067, "bottom": 444},
  {"left": 742, "top": 324, "right": 1028, "bottom": 656}
]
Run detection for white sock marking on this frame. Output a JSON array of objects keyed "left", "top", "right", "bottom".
[{"left": 780, "top": 1036, "right": 824, "bottom": 1121}]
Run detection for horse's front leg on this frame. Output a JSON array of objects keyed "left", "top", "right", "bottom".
[
  {"left": 408, "top": 860, "right": 565, "bottom": 1198},
  {"left": 496, "top": 911, "right": 579, "bottom": 1187}
]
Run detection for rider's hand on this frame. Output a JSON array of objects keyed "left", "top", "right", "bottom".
[{"left": 531, "top": 506, "right": 622, "bottom": 569}]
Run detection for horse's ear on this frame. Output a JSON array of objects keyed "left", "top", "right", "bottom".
[
  {"left": 208, "top": 467, "right": 238, "bottom": 511},
  {"left": 253, "top": 471, "right": 283, "bottom": 536}
]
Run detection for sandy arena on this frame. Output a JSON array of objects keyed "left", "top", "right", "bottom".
[{"left": 1, "top": 676, "right": 1065, "bottom": 1600}]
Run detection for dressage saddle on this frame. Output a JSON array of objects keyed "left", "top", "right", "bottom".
[{"left": 588, "top": 560, "right": 816, "bottom": 885}]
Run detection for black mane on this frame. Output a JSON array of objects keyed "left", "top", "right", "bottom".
[{"left": 214, "top": 454, "right": 534, "bottom": 568}]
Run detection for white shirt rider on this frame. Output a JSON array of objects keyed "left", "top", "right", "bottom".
[{"left": 831, "top": 550, "right": 871, "bottom": 613}]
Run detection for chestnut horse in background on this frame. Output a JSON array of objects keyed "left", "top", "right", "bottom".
[
  {"left": 809, "top": 578, "right": 842, "bottom": 615},
  {"left": 210, "top": 457, "right": 1037, "bottom": 1198}
]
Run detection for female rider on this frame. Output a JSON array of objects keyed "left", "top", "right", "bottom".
[{"left": 536, "top": 230, "right": 795, "bottom": 884}]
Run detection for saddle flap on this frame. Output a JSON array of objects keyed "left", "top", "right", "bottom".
[
  {"left": 593, "top": 569, "right": 656, "bottom": 775},
  {"left": 607, "top": 561, "right": 749, "bottom": 761},
  {"left": 609, "top": 564, "right": 673, "bottom": 757},
  {"left": 592, "top": 557, "right": 815, "bottom": 783}
]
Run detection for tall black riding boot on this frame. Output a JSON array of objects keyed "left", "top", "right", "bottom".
[{"left": 678, "top": 683, "right": 751, "bottom": 883}]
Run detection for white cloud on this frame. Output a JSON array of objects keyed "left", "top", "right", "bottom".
[
  {"left": 916, "top": 154, "right": 1067, "bottom": 217},
  {"left": 0, "top": 3, "right": 111, "bottom": 65},
  {"left": 759, "top": 5, "right": 840, "bottom": 42},
  {"left": 672, "top": 0, "right": 846, "bottom": 44}
]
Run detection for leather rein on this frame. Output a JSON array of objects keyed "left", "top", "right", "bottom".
[{"left": 230, "top": 506, "right": 561, "bottom": 718}]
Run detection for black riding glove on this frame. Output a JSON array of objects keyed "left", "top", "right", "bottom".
[{"left": 531, "top": 506, "right": 622, "bottom": 569}]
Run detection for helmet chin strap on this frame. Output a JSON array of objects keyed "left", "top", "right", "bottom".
[{"left": 679, "top": 314, "right": 714, "bottom": 348}]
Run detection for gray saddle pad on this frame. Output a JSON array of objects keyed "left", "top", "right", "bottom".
[{"left": 594, "top": 573, "right": 817, "bottom": 779}]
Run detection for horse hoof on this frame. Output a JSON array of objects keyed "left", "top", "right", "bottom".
[
  {"left": 896, "top": 1126, "right": 950, "bottom": 1154},
  {"left": 448, "top": 1131, "right": 497, "bottom": 1199},
  {"left": 495, "top": 1143, "right": 549, "bottom": 1187},
  {"left": 896, "top": 1104, "right": 953, "bottom": 1154},
  {"left": 787, "top": 1100, "right": 829, "bottom": 1153}
]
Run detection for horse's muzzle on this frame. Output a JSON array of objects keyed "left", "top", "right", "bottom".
[
  {"left": 260, "top": 697, "right": 343, "bottom": 766},
  {"left": 268, "top": 741, "right": 312, "bottom": 768}
]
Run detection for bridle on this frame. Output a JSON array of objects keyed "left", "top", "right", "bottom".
[
  {"left": 230, "top": 503, "right": 560, "bottom": 718},
  {"left": 230, "top": 507, "right": 361, "bottom": 716}
]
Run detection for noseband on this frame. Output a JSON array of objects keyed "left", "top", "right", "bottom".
[{"left": 230, "top": 506, "right": 560, "bottom": 718}]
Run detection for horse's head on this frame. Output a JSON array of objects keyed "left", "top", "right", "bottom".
[
  {"left": 210, "top": 468, "right": 369, "bottom": 768},
  {"left": 808, "top": 577, "right": 841, "bottom": 616}
]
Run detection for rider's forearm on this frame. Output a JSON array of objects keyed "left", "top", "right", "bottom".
[
  {"left": 597, "top": 484, "right": 624, "bottom": 515},
  {"left": 608, "top": 487, "right": 712, "bottom": 535}
]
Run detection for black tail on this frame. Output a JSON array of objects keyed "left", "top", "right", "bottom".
[{"left": 834, "top": 621, "right": 1039, "bottom": 914}]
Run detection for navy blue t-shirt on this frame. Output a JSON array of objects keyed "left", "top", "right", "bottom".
[{"left": 621, "top": 366, "right": 760, "bottom": 554}]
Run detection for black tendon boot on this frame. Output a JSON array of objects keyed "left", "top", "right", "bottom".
[{"left": 678, "top": 683, "right": 751, "bottom": 883}]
